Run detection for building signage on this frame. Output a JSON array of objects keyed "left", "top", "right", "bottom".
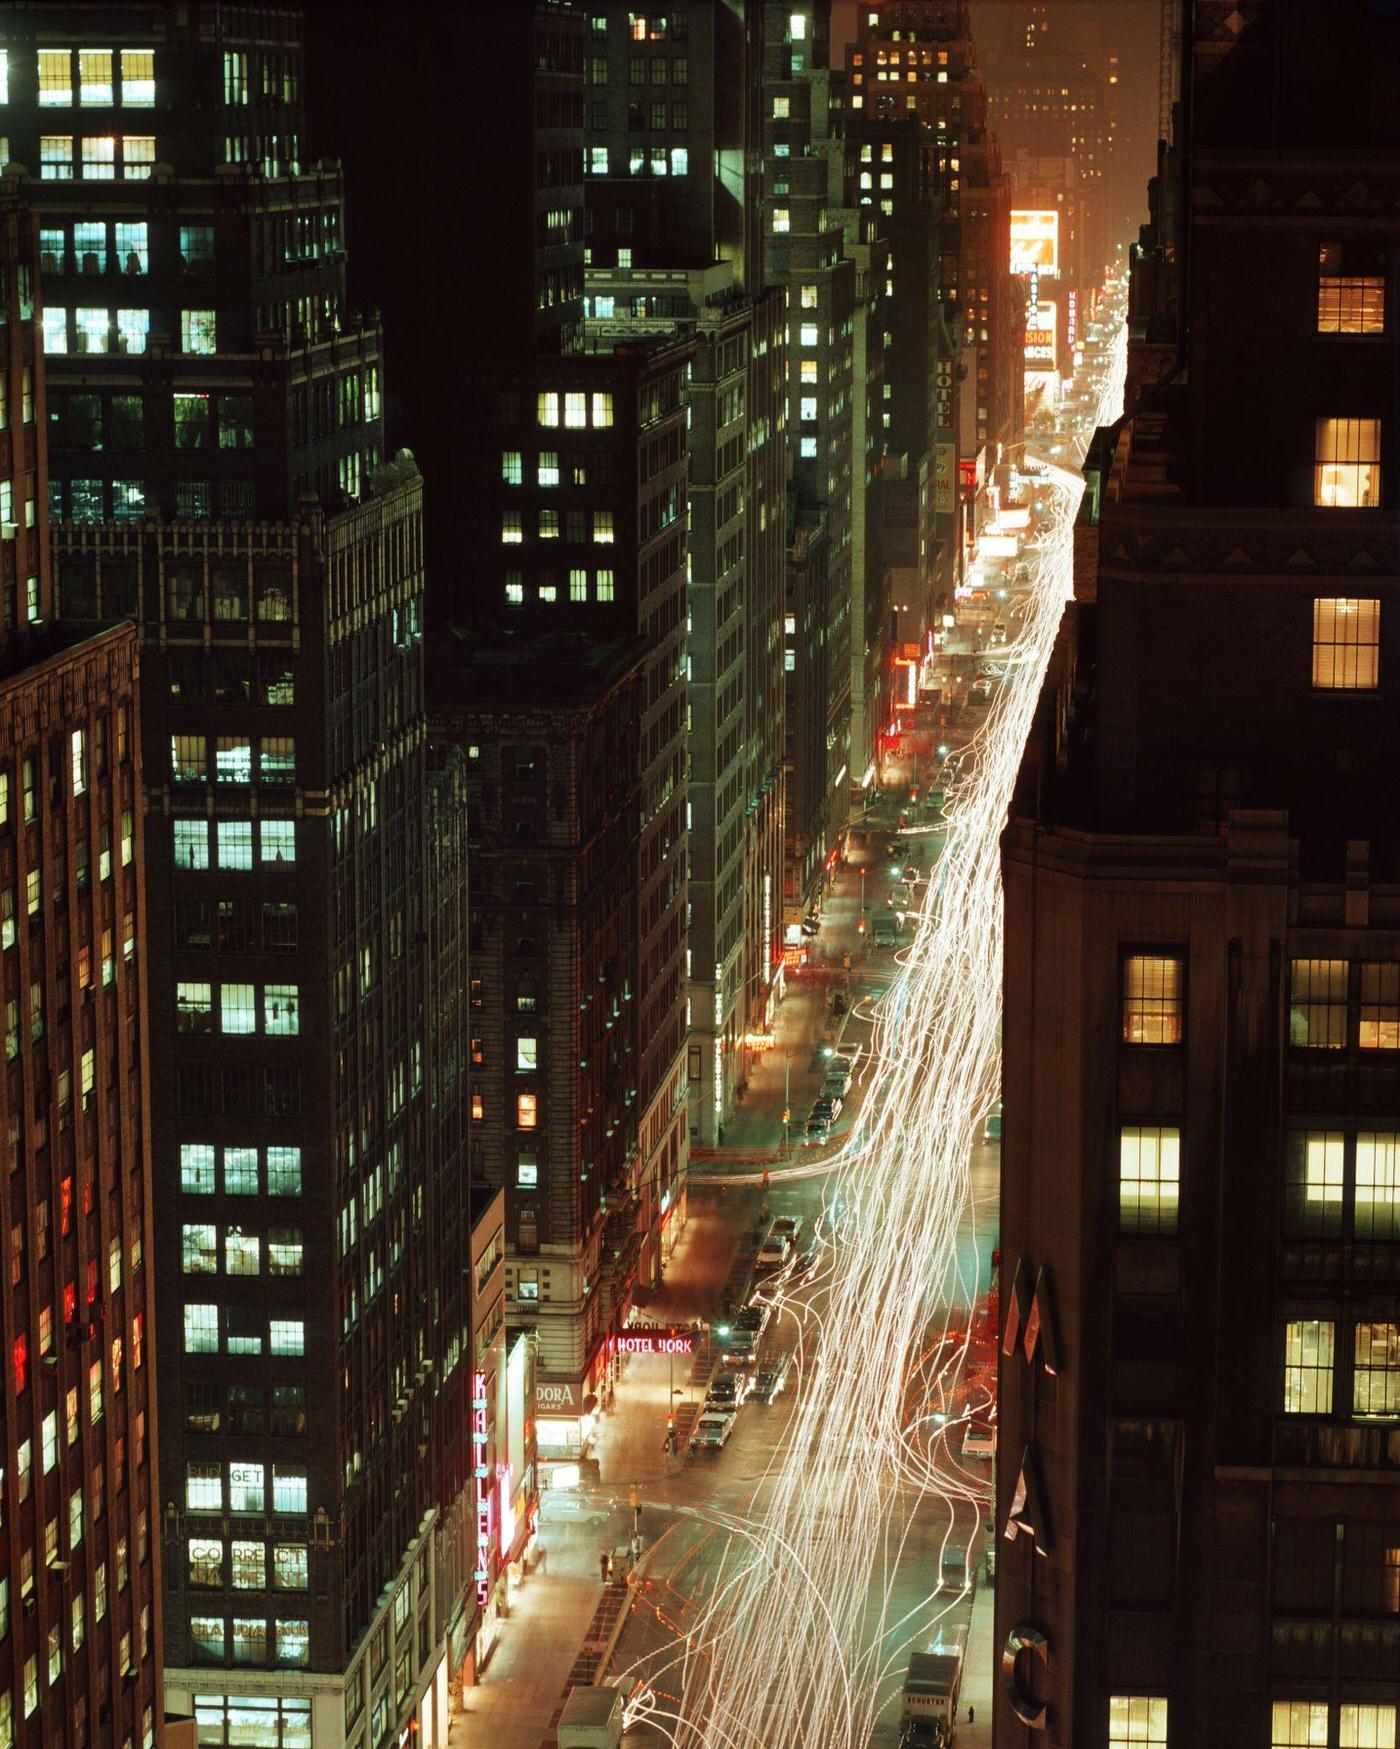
[
  {"left": 615, "top": 1327, "right": 694, "bottom": 1356},
  {"left": 934, "top": 359, "right": 954, "bottom": 431},
  {"left": 1067, "top": 289, "right": 1078, "bottom": 350},
  {"left": 933, "top": 441, "right": 956, "bottom": 515},
  {"left": 1002, "top": 1623, "right": 1049, "bottom": 1730},
  {"left": 472, "top": 1371, "right": 491, "bottom": 1606},
  {"left": 1004, "top": 1446, "right": 1052, "bottom": 1555},
  {"left": 1025, "top": 300, "right": 1057, "bottom": 369},
  {"left": 1003, "top": 1258, "right": 1059, "bottom": 1374},
  {"left": 535, "top": 1378, "right": 584, "bottom": 1414},
  {"left": 1010, "top": 210, "right": 1060, "bottom": 277}
]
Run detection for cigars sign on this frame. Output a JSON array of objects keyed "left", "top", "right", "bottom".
[{"left": 1001, "top": 1256, "right": 1060, "bottom": 1731}]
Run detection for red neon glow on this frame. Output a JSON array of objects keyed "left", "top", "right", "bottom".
[
  {"left": 615, "top": 1332, "right": 694, "bottom": 1356},
  {"left": 472, "top": 1370, "right": 492, "bottom": 1606}
]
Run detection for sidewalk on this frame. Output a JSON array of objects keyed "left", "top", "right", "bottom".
[
  {"left": 447, "top": 1572, "right": 601, "bottom": 1749},
  {"left": 957, "top": 1575, "right": 995, "bottom": 1746}
]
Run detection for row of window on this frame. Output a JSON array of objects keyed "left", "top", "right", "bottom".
[
  {"left": 185, "top": 1382, "right": 306, "bottom": 1438},
  {"left": 187, "top": 1537, "right": 307, "bottom": 1591},
  {"left": 1120, "top": 1124, "right": 1400, "bottom": 1242},
  {"left": 502, "top": 508, "right": 615, "bottom": 543},
  {"left": 586, "top": 144, "right": 690, "bottom": 177},
  {"left": 175, "top": 897, "right": 297, "bottom": 955},
  {"left": 183, "top": 1306, "right": 305, "bottom": 1358},
  {"left": 1283, "top": 1317, "right": 1400, "bottom": 1417},
  {"left": 25, "top": 47, "right": 156, "bottom": 106},
  {"left": 170, "top": 654, "right": 293, "bottom": 707},
  {"left": 42, "top": 304, "right": 217, "bottom": 354},
  {"left": 180, "top": 1143, "right": 303, "bottom": 1198},
  {"left": 38, "top": 132, "right": 155, "bottom": 179},
  {"left": 181, "top": 1226, "right": 302, "bottom": 1278},
  {"left": 175, "top": 982, "right": 301, "bottom": 1037},
  {"left": 1106, "top": 1698, "right": 1400, "bottom": 1746},
  {"left": 51, "top": 387, "right": 252, "bottom": 450},
  {"left": 1120, "top": 952, "right": 1400, "bottom": 1048},
  {"left": 505, "top": 569, "right": 617, "bottom": 607},
  {"left": 536, "top": 390, "right": 615, "bottom": 430},
  {"left": 174, "top": 818, "right": 296, "bottom": 870},
  {"left": 171, "top": 735, "right": 296, "bottom": 786},
  {"left": 51, "top": 477, "right": 262, "bottom": 525},
  {"left": 189, "top": 1616, "right": 308, "bottom": 1669},
  {"left": 192, "top": 1696, "right": 310, "bottom": 1749}
]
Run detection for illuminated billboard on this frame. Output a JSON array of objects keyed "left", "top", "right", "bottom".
[
  {"left": 1025, "top": 299, "right": 1058, "bottom": 370},
  {"left": 1011, "top": 210, "right": 1060, "bottom": 277}
]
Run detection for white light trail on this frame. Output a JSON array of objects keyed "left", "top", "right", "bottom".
[{"left": 623, "top": 297, "right": 1128, "bottom": 1747}]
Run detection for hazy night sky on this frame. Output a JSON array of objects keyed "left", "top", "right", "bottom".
[{"left": 831, "top": 0, "right": 1161, "bottom": 238}]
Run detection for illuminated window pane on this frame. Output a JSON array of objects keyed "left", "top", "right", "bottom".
[
  {"left": 517, "top": 1092, "right": 538, "bottom": 1129},
  {"left": 38, "top": 50, "right": 72, "bottom": 106},
  {"left": 1108, "top": 1696, "right": 1168, "bottom": 1748},
  {"left": 1355, "top": 1132, "right": 1400, "bottom": 1242},
  {"left": 772, "top": 207, "right": 791, "bottom": 233},
  {"left": 1359, "top": 962, "right": 1400, "bottom": 1049},
  {"left": 1282, "top": 1319, "right": 1334, "bottom": 1415},
  {"left": 81, "top": 135, "right": 115, "bottom": 179},
  {"left": 1339, "top": 1704, "right": 1397, "bottom": 1749},
  {"left": 1117, "top": 1127, "right": 1180, "bottom": 1235},
  {"left": 1318, "top": 243, "right": 1386, "bottom": 335},
  {"left": 78, "top": 49, "right": 114, "bottom": 105},
  {"left": 1272, "top": 1703, "right": 1329, "bottom": 1748},
  {"left": 1353, "top": 1321, "right": 1400, "bottom": 1417},
  {"left": 120, "top": 49, "right": 155, "bottom": 107},
  {"left": 1314, "top": 418, "right": 1381, "bottom": 509},
  {"left": 1121, "top": 955, "right": 1183, "bottom": 1045},
  {"left": 1288, "top": 958, "right": 1349, "bottom": 1047},
  {"left": 1283, "top": 1131, "right": 1344, "bottom": 1238},
  {"left": 1313, "top": 596, "right": 1380, "bottom": 689}
]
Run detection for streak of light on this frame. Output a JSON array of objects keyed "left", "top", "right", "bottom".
[{"left": 617, "top": 295, "right": 1128, "bottom": 1747}]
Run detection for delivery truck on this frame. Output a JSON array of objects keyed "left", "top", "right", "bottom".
[{"left": 557, "top": 1684, "right": 624, "bottom": 1749}]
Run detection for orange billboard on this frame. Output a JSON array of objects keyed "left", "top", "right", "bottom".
[{"left": 1011, "top": 209, "right": 1060, "bottom": 277}]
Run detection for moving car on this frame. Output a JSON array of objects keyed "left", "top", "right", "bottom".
[
  {"left": 902, "top": 865, "right": 920, "bottom": 883},
  {"left": 871, "top": 914, "right": 899, "bottom": 948},
  {"left": 791, "top": 1245, "right": 820, "bottom": 1284},
  {"left": 962, "top": 1423, "right": 996, "bottom": 1460},
  {"left": 888, "top": 883, "right": 912, "bottom": 911},
  {"left": 800, "top": 911, "right": 821, "bottom": 937},
  {"left": 992, "top": 620, "right": 1007, "bottom": 644},
  {"left": 689, "top": 1410, "right": 737, "bottom": 1451},
  {"left": 753, "top": 1360, "right": 789, "bottom": 1403},
  {"left": 705, "top": 1372, "right": 752, "bottom": 1412}
]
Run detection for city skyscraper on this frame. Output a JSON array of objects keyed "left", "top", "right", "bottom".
[
  {"left": 0, "top": 182, "right": 162, "bottom": 1749},
  {"left": 2, "top": 8, "right": 453, "bottom": 1741},
  {"left": 1000, "top": 1, "right": 1400, "bottom": 1743}
]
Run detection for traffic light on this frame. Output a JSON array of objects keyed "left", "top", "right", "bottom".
[{"left": 781, "top": 1107, "right": 790, "bottom": 1125}]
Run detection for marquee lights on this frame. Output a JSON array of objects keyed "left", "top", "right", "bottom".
[{"left": 472, "top": 1370, "right": 491, "bottom": 1606}]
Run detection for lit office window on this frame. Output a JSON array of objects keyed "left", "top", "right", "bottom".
[
  {"left": 1284, "top": 1131, "right": 1344, "bottom": 1238},
  {"left": 122, "top": 134, "right": 154, "bottom": 178},
  {"left": 78, "top": 49, "right": 114, "bottom": 105},
  {"left": 120, "top": 49, "right": 155, "bottom": 106},
  {"left": 1271, "top": 1702, "right": 1329, "bottom": 1748},
  {"left": 1353, "top": 1322, "right": 1400, "bottom": 1417},
  {"left": 40, "top": 135, "right": 74, "bottom": 179},
  {"left": 38, "top": 50, "right": 72, "bottom": 106},
  {"left": 517, "top": 1092, "right": 538, "bottom": 1129},
  {"left": 182, "top": 309, "right": 217, "bottom": 354},
  {"left": 1117, "top": 1127, "right": 1180, "bottom": 1234},
  {"left": 1312, "top": 597, "right": 1379, "bottom": 689},
  {"left": 1318, "top": 242, "right": 1385, "bottom": 334},
  {"left": 81, "top": 135, "right": 115, "bottom": 179},
  {"left": 1108, "top": 1698, "right": 1167, "bottom": 1748},
  {"left": 1288, "top": 959, "right": 1348, "bottom": 1048},
  {"left": 773, "top": 208, "right": 791, "bottom": 233},
  {"left": 1339, "top": 1706, "right": 1397, "bottom": 1748},
  {"left": 1356, "top": 1133, "right": 1400, "bottom": 1241},
  {"left": 1314, "top": 418, "right": 1381, "bottom": 508},
  {"left": 1359, "top": 963, "right": 1400, "bottom": 1049},
  {"left": 1121, "top": 955, "right": 1183, "bottom": 1045},
  {"left": 1282, "top": 1319, "right": 1335, "bottom": 1415}
]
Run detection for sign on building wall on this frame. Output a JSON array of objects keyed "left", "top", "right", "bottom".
[{"left": 1010, "top": 210, "right": 1060, "bottom": 277}]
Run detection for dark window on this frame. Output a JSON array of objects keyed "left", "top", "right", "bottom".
[
  {"left": 265, "top": 1067, "right": 300, "bottom": 1115},
  {"left": 218, "top": 901, "right": 257, "bottom": 954},
  {"left": 1274, "top": 1518, "right": 1338, "bottom": 1614},
  {"left": 212, "top": 651, "right": 252, "bottom": 704},
  {"left": 228, "top": 1385, "right": 263, "bottom": 1436},
  {"left": 222, "top": 1064, "right": 260, "bottom": 1115},
  {"left": 177, "top": 1065, "right": 217, "bottom": 1114},
  {"left": 262, "top": 901, "right": 297, "bottom": 953},
  {"left": 110, "top": 394, "right": 144, "bottom": 448},
  {"left": 270, "top": 1385, "right": 306, "bottom": 1436},
  {"left": 218, "top": 395, "right": 254, "bottom": 449},
  {"left": 184, "top": 1384, "right": 222, "bottom": 1434},
  {"left": 175, "top": 900, "right": 213, "bottom": 952},
  {"left": 174, "top": 394, "right": 212, "bottom": 449},
  {"left": 104, "top": 562, "right": 139, "bottom": 617}
]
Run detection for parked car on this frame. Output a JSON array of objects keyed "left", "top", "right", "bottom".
[
  {"left": 810, "top": 1094, "right": 841, "bottom": 1124},
  {"left": 722, "top": 1327, "right": 759, "bottom": 1364},
  {"left": 705, "top": 1372, "right": 752, "bottom": 1412},
  {"left": 962, "top": 1423, "right": 996, "bottom": 1460},
  {"left": 871, "top": 914, "right": 899, "bottom": 947},
  {"left": 753, "top": 1360, "right": 789, "bottom": 1403},
  {"left": 822, "top": 1068, "right": 851, "bottom": 1100},
  {"left": 756, "top": 1223, "right": 794, "bottom": 1268},
  {"left": 689, "top": 1410, "right": 737, "bottom": 1451},
  {"left": 772, "top": 1216, "right": 802, "bottom": 1243},
  {"left": 803, "top": 1115, "right": 831, "bottom": 1147},
  {"left": 735, "top": 1302, "right": 770, "bottom": 1338},
  {"left": 827, "top": 1051, "right": 857, "bottom": 1075}
]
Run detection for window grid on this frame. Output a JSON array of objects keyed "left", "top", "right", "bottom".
[
  {"left": 1313, "top": 597, "right": 1381, "bottom": 690},
  {"left": 1121, "top": 954, "right": 1184, "bottom": 1046},
  {"left": 1289, "top": 958, "right": 1349, "bottom": 1048},
  {"left": 1283, "top": 1319, "right": 1335, "bottom": 1415},
  {"left": 1315, "top": 420, "right": 1382, "bottom": 510},
  {"left": 1118, "top": 1127, "right": 1181, "bottom": 1235},
  {"left": 1108, "top": 1696, "right": 1168, "bottom": 1748}
]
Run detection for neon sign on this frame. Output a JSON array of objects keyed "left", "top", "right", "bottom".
[
  {"left": 472, "top": 1371, "right": 491, "bottom": 1606},
  {"left": 614, "top": 1328, "right": 694, "bottom": 1356}
]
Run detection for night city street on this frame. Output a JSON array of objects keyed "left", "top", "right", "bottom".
[{"left": 0, "top": 3, "right": 1396, "bottom": 1749}]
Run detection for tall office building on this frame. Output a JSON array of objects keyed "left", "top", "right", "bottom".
[
  {"left": 582, "top": 2, "right": 787, "bottom": 1143},
  {"left": 849, "top": 0, "right": 1019, "bottom": 578},
  {"left": 0, "top": 185, "right": 161, "bottom": 1749},
  {"left": 1, "top": 11, "right": 454, "bottom": 1743},
  {"left": 761, "top": 0, "right": 857, "bottom": 905},
  {"left": 432, "top": 633, "right": 649, "bottom": 1468},
  {"left": 1000, "top": 3, "right": 1400, "bottom": 1744}
]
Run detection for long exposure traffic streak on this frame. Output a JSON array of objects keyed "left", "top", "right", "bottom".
[{"left": 619, "top": 305, "right": 1128, "bottom": 1749}]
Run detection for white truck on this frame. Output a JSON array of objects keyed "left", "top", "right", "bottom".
[
  {"left": 557, "top": 1684, "right": 624, "bottom": 1749},
  {"left": 901, "top": 1638, "right": 965, "bottom": 1741}
]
